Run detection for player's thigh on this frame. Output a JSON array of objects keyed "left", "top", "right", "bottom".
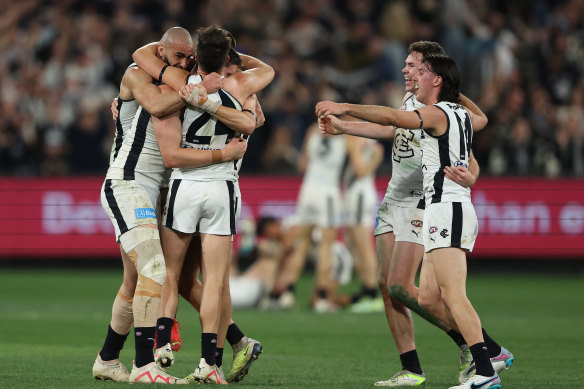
[
  {"left": 160, "top": 226, "right": 192, "bottom": 279},
  {"left": 376, "top": 231, "right": 396, "bottom": 284},
  {"left": 428, "top": 247, "right": 468, "bottom": 298},
  {"left": 200, "top": 233, "right": 232, "bottom": 285},
  {"left": 418, "top": 252, "right": 441, "bottom": 307},
  {"left": 388, "top": 241, "right": 424, "bottom": 290}
]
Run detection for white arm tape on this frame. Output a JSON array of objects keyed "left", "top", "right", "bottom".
[{"left": 186, "top": 85, "right": 220, "bottom": 114}]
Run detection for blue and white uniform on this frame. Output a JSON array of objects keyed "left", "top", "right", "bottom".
[
  {"left": 101, "top": 64, "right": 169, "bottom": 240},
  {"left": 296, "top": 131, "right": 346, "bottom": 227},
  {"left": 163, "top": 74, "right": 242, "bottom": 235},
  {"left": 422, "top": 101, "right": 478, "bottom": 252},
  {"left": 374, "top": 94, "right": 425, "bottom": 243}
]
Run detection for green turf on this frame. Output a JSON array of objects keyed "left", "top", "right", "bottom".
[{"left": 0, "top": 268, "right": 583, "bottom": 388}]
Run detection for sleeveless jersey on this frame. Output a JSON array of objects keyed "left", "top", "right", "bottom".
[
  {"left": 171, "top": 74, "right": 243, "bottom": 182},
  {"left": 383, "top": 94, "right": 425, "bottom": 208},
  {"left": 422, "top": 101, "right": 473, "bottom": 205},
  {"left": 344, "top": 138, "right": 376, "bottom": 193},
  {"left": 303, "top": 131, "right": 347, "bottom": 189},
  {"left": 107, "top": 96, "right": 139, "bottom": 165},
  {"left": 106, "top": 64, "right": 168, "bottom": 187}
]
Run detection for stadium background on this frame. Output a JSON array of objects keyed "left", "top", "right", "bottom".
[{"left": 0, "top": 0, "right": 583, "bottom": 388}]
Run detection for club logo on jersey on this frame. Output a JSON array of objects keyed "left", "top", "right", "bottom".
[
  {"left": 411, "top": 220, "right": 423, "bottom": 228},
  {"left": 454, "top": 160, "right": 469, "bottom": 169},
  {"left": 440, "top": 228, "right": 449, "bottom": 238},
  {"left": 135, "top": 208, "right": 156, "bottom": 219},
  {"left": 392, "top": 130, "right": 416, "bottom": 162},
  {"left": 429, "top": 226, "right": 438, "bottom": 234}
]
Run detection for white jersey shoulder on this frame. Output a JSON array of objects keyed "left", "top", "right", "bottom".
[
  {"left": 421, "top": 101, "right": 473, "bottom": 205},
  {"left": 171, "top": 74, "right": 243, "bottom": 182},
  {"left": 384, "top": 93, "right": 425, "bottom": 208}
]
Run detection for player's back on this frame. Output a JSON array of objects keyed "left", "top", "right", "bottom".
[
  {"left": 422, "top": 101, "right": 473, "bottom": 205},
  {"left": 172, "top": 74, "right": 243, "bottom": 182},
  {"left": 106, "top": 65, "right": 168, "bottom": 187},
  {"left": 384, "top": 94, "right": 425, "bottom": 208},
  {"left": 303, "top": 131, "right": 347, "bottom": 189}
]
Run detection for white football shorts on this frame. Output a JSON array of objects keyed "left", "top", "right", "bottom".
[
  {"left": 163, "top": 179, "right": 241, "bottom": 236},
  {"left": 423, "top": 201, "right": 478, "bottom": 253},
  {"left": 344, "top": 184, "right": 379, "bottom": 227},
  {"left": 374, "top": 199, "right": 424, "bottom": 245},
  {"left": 100, "top": 175, "right": 163, "bottom": 241}
]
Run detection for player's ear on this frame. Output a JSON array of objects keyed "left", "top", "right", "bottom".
[
  {"left": 157, "top": 43, "right": 165, "bottom": 58},
  {"left": 434, "top": 75, "right": 442, "bottom": 87}
]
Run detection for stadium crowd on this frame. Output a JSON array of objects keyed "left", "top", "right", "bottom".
[{"left": 0, "top": 0, "right": 583, "bottom": 177}]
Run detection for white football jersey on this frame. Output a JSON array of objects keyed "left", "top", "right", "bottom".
[
  {"left": 106, "top": 68, "right": 169, "bottom": 187},
  {"left": 344, "top": 138, "right": 376, "bottom": 193},
  {"left": 171, "top": 74, "right": 243, "bottom": 182},
  {"left": 383, "top": 94, "right": 425, "bottom": 208},
  {"left": 303, "top": 131, "right": 347, "bottom": 189},
  {"left": 421, "top": 101, "right": 473, "bottom": 205}
]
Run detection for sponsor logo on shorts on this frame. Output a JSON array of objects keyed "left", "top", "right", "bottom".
[
  {"left": 411, "top": 230, "right": 420, "bottom": 237},
  {"left": 440, "top": 228, "right": 449, "bottom": 238},
  {"left": 135, "top": 208, "right": 156, "bottom": 219},
  {"left": 411, "top": 220, "right": 423, "bottom": 228},
  {"left": 409, "top": 190, "right": 423, "bottom": 198},
  {"left": 429, "top": 226, "right": 438, "bottom": 234},
  {"left": 375, "top": 217, "right": 379, "bottom": 229}
]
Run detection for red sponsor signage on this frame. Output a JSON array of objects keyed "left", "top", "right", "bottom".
[{"left": 0, "top": 177, "right": 583, "bottom": 258}]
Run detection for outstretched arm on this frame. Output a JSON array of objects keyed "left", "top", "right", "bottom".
[
  {"left": 319, "top": 117, "right": 395, "bottom": 140},
  {"left": 318, "top": 103, "right": 447, "bottom": 137}
]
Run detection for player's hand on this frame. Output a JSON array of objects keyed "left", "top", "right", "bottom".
[
  {"left": 223, "top": 137, "right": 247, "bottom": 160},
  {"left": 318, "top": 115, "right": 344, "bottom": 135},
  {"left": 255, "top": 98, "right": 265, "bottom": 128},
  {"left": 315, "top": 101, "right": 346, "bottom": 117},
  {"left": 111, "top": 97, "right": 119, "bottom": 121},
  {"left": 180, "top": 84, "right": 208, "bottom": 105},
  {"left": 200, "top": 72, "right": 222, "bottom": 93},
  {"left": 444, "top": 165, "right": 476, "bottom": 187}
]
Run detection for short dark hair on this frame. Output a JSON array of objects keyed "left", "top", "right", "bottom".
[
  {"left": 422, "top": 54, "right": 461, "bottom": 104},
  {"left": 227, "top": 48, "right": 242, "bottom": 67},
  {"left": 408, "top": 41, "right": 446, "bottom": 57},
  {"left": 196, "top": 25, "right": 231, "bottom": 73}
]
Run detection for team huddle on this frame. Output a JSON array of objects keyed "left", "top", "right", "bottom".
[{"left": 94, "top": 24, "right": 512, "bottom": 389}]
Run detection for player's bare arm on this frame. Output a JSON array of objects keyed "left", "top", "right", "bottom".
[
  {"left": 460, "top": 93, "right": 488, "bottom": 131},
  {"left": 133, "top": 42, "right": 222, "bottom": 93},
  {"left": 318, "top": 115, "right": 396, "bottom": 140},
  {"left": 124, "top": 67, "right": 185, "bottom": 118},
  {"left": 346, "top": 137, "right": 384, "bottom": 178},
  {"left": 179, "top": 83, "right": 256, "bottom": 135},
  {"left": 221, "top": 53, "right": 275, "bottom": 106},
  {"left": 152, "top": 111, "right": 247, "bottom": 169}
]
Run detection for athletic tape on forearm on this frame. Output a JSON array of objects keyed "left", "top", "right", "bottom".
[
  {"left": 212, "top": 150, "right": 222, "bottom": 163},
  {"left": 186, "top": 85, "right": 220, "bottom": 114}
]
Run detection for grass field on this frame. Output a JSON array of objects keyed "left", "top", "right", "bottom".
[{"left": 0, "top": 267, "right": 583, "bottom": 388}]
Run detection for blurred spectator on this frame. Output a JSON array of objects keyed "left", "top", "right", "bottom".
[{"left": 0, "top": 0, "right": 583, "bottom": 177}]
